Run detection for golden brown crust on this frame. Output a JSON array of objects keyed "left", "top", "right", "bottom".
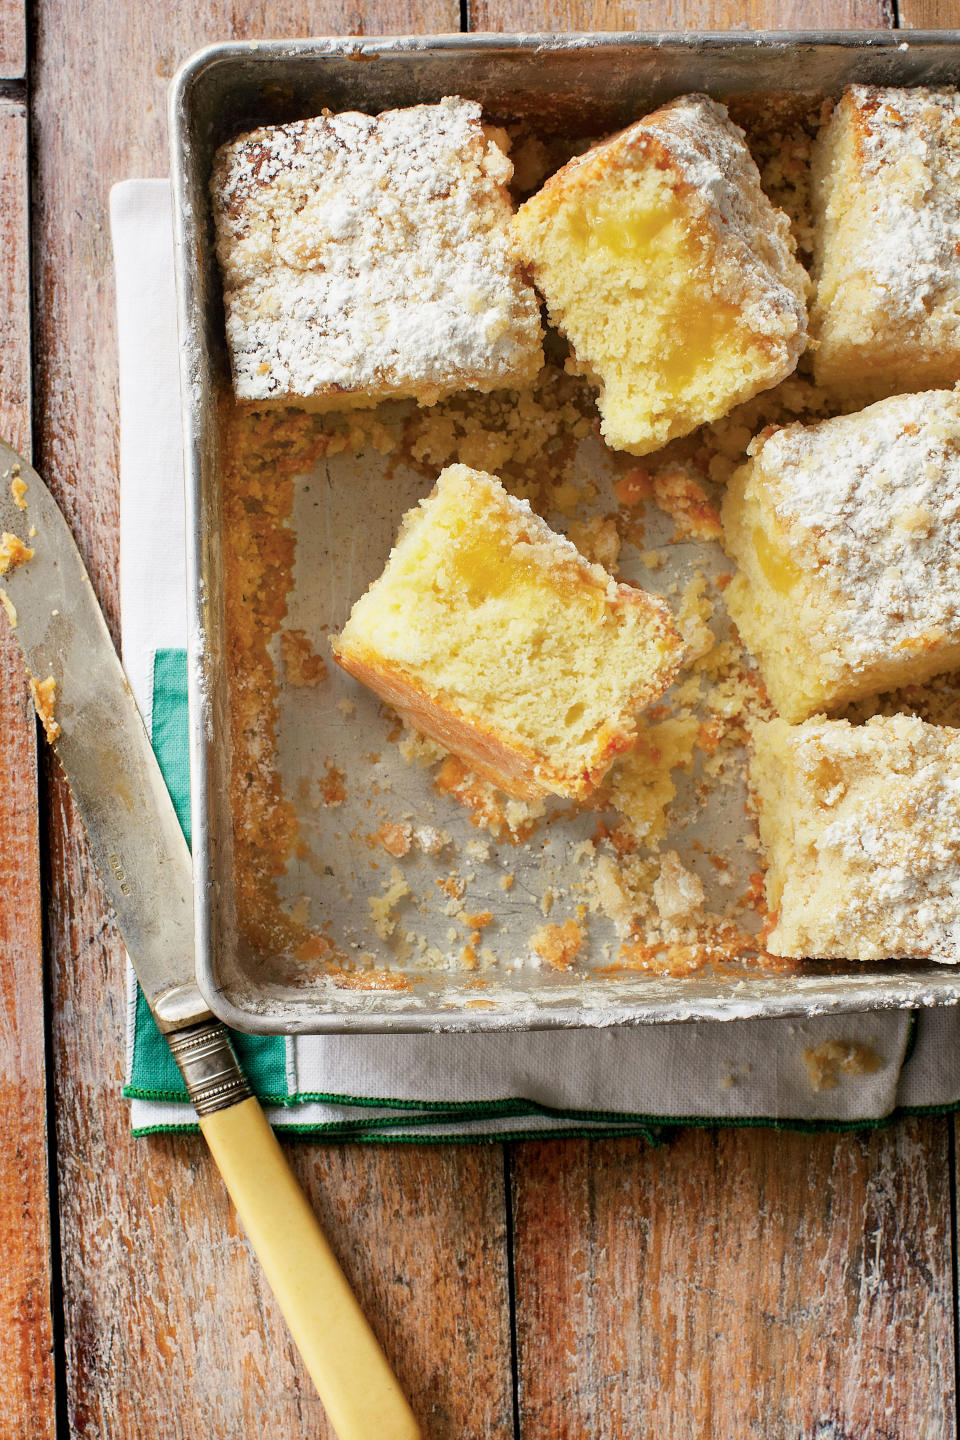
[{"left": 330, "top": 641, "right": 643, "bottom": 799}]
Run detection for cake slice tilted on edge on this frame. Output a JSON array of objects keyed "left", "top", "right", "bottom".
[
  {"left": 721, "top": 388, "right": 960, "bottom": 723},
  {"left": 751, "top": 716, "right": 960, "bottom": 963},
  {"left": 211, "top": 97, "right": 543, "bottom": 410},
  {"left": 512, "top": 93, "right": 808, "bottom": 456},
  {"left": 331, "top": 465, "right": 685, "bottom": 801}
]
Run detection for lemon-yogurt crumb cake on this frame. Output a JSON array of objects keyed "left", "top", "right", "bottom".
[
  {"left": 512, "top": 93, "right": 808, "bottom": 455},
  {"left": 331, "top": 464, "right": 685, "bottom": 801},
  {"left": 721, "top": 389, "right": 960, "bottom": 724},
  {"left": 751, "top": 715, "right": 960, "bottom": 963},
  {"left": 811, "top": 85, "right": 960, "bottom": 402},
  {"left": 211, "top": 97, "right": 543, "bottom": 409}
]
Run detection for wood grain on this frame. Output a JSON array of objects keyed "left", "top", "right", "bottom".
[
  {"left": 0, "top": 100, "right": 57, "bottom": 1440},
  {"left": 468, "top": 0, "right": 894, "bottom": 33},
  {"left": 510, "top": 1124, "right": 956, "bottom": 1440},
  {"left": 0, "top": 0, "right": 25, "bottom": 79},
  {"left": 31, "top": 3, "right": 512, "bottom": 1438},
  {"left": 899, "top": 0, "right": 960, "bottom": 27}
]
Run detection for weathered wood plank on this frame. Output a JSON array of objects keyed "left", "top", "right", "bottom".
[
  {"left": 469, "top": 0, "right": 893, "bottom": 33},
  {"left": 0, "top": 103, "right": 29, "bottom": 455},
  {"left": 0, "top": 0, "right": 25, "bottom": 80},
  {"left": 32, "top": 3, "right": 511, "bottom": 1437},
  {"left": 899, "top": 0, "right": 960, "bottom": 26},
  {"left": 0, "top": 99, "right": 57, "bottom": 1440},
  {"left": 511, "top": 1124, "right": 955, "bottom": 1440}
]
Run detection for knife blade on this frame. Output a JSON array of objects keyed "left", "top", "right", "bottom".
[
  {"left": 0, "top": 438, "right": 204, "bottom": 1030},
  {"left": 0, "top": 439, "right": 420, "bottom": 1440}
]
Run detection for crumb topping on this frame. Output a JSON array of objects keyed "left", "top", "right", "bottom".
[
  {"left": 745, "top": 389, "right": 960, "bottom": 675},
  {"left": 212, "top": 97, "right": 542, "bottom": 405},
  {"left": 754, "top": 715, "right": 960, "bottom": 961},
  {"left": 837, "top": 86, "right": 960, "bottom": 327}
]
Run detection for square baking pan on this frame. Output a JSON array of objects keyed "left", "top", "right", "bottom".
[{"left": 170, "top": 30, "right": 960, "bottom": 1034}]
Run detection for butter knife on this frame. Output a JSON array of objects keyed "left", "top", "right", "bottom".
[{"left": 0, "top": 438, "right": 419, "bottom": 1440}]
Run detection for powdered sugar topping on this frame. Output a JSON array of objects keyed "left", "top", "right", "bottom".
[
  {"left": 754, "top": 389, "right": 960, "bottom": 672},
  {"left": 834, "top": 85, "right": 960, "bottom": 326},
  {"left": 211, "top": 96, "right": 543, "bottom": 404},
  {"left": 641, "top": 94, "right": 808, "bottom": 339},
  {"left": 789, "top": 717, "right": 960, "bottom": 960}
]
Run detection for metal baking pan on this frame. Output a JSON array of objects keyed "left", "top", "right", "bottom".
[{"left": 169, "top": 30, "right": 960, "bottom": 1033}]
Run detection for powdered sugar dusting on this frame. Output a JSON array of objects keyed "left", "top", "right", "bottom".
[
  {"left": 211, "top": 96, "right": 543, "bottom": 405},
  {"left": 640, "top": 94, "right": 809, "bottom": 340},
  {"left": 752, "top": 389, "right": 960, "bottom": 676},
  {"left": 840, "top": 85, "right": 960, "bottom": 326},
  {"left": 769, "top": 716, "right": 960, "bottom": 962}
]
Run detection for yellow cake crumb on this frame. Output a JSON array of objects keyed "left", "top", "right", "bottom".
[
  {"left": 650, "top": 465, "right": 723, "bottom": 542},
  {"left": 280, "top": 628, "right": 328, "bottom": 686},
  {"left": 529, "top": 917, "right": 583, "bottom": 970},
  {"left": 607, "top": 716, "right": 699, "bottom": 848},
  {"left": 376, "top": 821, "right": 413, "bottom": 858},
  {"left": 318, "top": 761, "right": 346, "bottom": 806},
  {"left": 368, "top": 867, "right": 411, "bottom": 940},
  {"left": 29, "top": 675, "right": 60, "bottom": 743},
  {"left": 803, "top": 1039, "right": 883, "bottom": 1092},
  {"left": 652, "top": 851, "right": 706, "bottom": 924},
  {"left": 0, "top": 531, "right": 33, "bottom": 577},
  {"left": 565, "top": 514, "right": 621, "bottom": 571}
]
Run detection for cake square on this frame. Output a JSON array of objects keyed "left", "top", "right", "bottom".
[
  {"left": 721, "top": 389, "right": 960, "bottom": 723},
  {"left": 211, "top": 96, "right": 543, "bottom": 409},
  {"left": 512, "top": 93, "right": 808, "bottom": 456},
  {"left": 810, "top": 85, "right": 960, "bottom": 402},
  {"left": 331, "top": 464, "right": 685, "bottom": 800},
  {"left": 751, "top": 716, "right": 960, "bottom": 963}
]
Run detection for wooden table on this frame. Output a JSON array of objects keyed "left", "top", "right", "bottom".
[{"left": 1, "top": 1, "right": 958, "bottom": 1435}]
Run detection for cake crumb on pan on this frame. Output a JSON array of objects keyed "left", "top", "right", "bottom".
[
  {"left": 280, "top": 629, "right": 328, "bottom": 686},
  {"left": 530, "top": 917, "right": 584, "bottom": 970}
]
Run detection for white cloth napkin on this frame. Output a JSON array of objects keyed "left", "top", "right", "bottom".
[{"left": 112, "top": 178, "right": 960, "bottom": 1138}]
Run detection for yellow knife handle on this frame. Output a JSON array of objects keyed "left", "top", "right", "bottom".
[{"left": 168, "top": 1022, "right": 421, "bottom": 1440}]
